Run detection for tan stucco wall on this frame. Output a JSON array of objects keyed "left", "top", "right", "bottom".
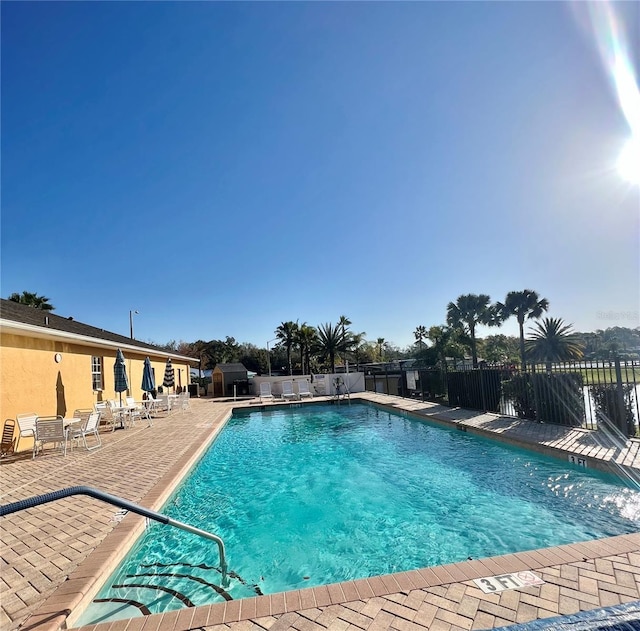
[{"left": 0, "top": 332, "right": 192, "bottom": 452}]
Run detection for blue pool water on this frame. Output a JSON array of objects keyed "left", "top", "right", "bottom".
[{"left": 77, "top": 403, "right": 640, "bottom": 624}]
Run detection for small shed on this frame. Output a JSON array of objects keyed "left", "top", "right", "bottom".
[{"left": 212, "top": 363, "right": 249, "bottom": 397}]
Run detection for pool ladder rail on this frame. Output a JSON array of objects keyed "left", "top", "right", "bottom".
[{"left": 0, "top": 485, "right": 229, "bottom": 586}]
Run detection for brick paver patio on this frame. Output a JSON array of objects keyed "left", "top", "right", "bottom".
[{"left": 1, "top": 394, "right": 638, "bottom": 631}]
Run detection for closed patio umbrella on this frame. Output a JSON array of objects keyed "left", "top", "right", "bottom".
[
  {"left": 141, "top": 357, "right": 155, "bottom": 393},
  {"left": 114, "top": 349, "right": 129, "bottom": 405},
  {"left": 162, "top": 358, "right": 175, "bottom": 392}
]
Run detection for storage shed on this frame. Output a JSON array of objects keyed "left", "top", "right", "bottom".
[{"left": 212, "top": 363, "right": 249, "bottom": 397}]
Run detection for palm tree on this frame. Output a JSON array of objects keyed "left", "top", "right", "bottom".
[
  {"left": 414, "top": 325, "right": 427, "bottom": 350},
  {"left": 525, "top": 317, "right": 584, "bottom": 372},
  {"left": 497, "top": 290, "right": 549, "bottom": 370},
  {"left": 8, "top": 291, "right": 55, "bottom": 311},
  {"left": 350, "top": 331, "right": 367, "bottom": 370},
  {"left": 316, "top": 322, "right": 347, "bottom": 373},
  {"left": 275, "top": 321, "right": 299, "bottom": 375},
  {"left": 376, "top": 337, "right": 386, "bottom": 362},
  {"left": 338, "top": 315, "right": 352, "bottom": 368},
  {"left": 296, "top": 324, "right": 317, "bottom": 375},
  {"left": 446, "top": 294, "right": 502, "bottom": 367}
]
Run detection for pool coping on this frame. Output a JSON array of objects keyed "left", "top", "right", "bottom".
[{"left": 18, "top": 393, "right": 640, "bottom": 631}]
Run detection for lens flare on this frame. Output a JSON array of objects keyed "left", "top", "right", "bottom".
[
  {"left": 617, "top": 137, "right": 640, "bottom": 184},
  {"left": 572, "top": 1, "right": 640, "bottom": 184}
]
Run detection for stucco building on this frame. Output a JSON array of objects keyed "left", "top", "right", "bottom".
[{"left": 0, "top": 299, "right": 197, "bottom": 452}]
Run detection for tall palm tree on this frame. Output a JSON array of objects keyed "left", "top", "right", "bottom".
[
  {"left": 275, "top": 321, "right": 299, "bottom": 375},
  {"left": 497, "top": 290, "right": 549, "bottom": 370},
  {"left": 316, "top": 322, "right": 347, "bottom": 373},
  {"left": 414, "top": 325, "right": 427, "bottom": 350},
  {"left": 296, "top": 324, "right": 317, "bottom": 375},
  {"left": 525, "top": 317, "right": 584, "bottom": 372},
  {"left": 8, "top": 291, "right": 55, "bottom": 311},
  {"left": 338, "top": 315, "right": 352, "bottom": 368},
  {"left": 446, "top": 294, "right": 502, "bottom": 367},
  {"left": 376, "top": 337, "right": 386, "bottom": 362}
]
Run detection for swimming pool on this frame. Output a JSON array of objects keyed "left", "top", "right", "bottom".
[{"left": 76, "top": 403, "right": 640, "bottom": 624}]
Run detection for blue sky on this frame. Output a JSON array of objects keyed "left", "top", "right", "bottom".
[{"left": 2, "top": 1, "right": 638, "bottom": 349}]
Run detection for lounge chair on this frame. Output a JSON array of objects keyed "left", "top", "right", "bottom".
[
  {"left": 33, "top": 416, "right": 67, "bottom": 459},
  {"left": 281, "top": 380, "right": 299, "bottom": 401},
  {"left": 297, "top": 380, "right": 313, "bottom": 399},
  {"left": 16, "top": 413, "right": 38, "bottom": 452},
  {"left": 68, "top": 412, "right": 102, "bottom": 451},
  {"left": 259, "top": 382, "right": 274, "bottom": 402}
]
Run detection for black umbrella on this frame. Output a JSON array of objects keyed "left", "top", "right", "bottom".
[{"left": 162, "top": 358, "right": 175, "bottom": 392}]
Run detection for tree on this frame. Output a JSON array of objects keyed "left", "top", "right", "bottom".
[
  {"left": 427, "top": 325, "right": 466, "bottom": 366},
  {"left": 348, "top": 331, "right": 367, "bottom": 370},
  {"left": 201, "top": 337, "right": 240, "bottom": 368},
  {"left": 296, "top": 324, "right": 318, "bottom": 375},
  {"left": 338, "top": 315, "right": 352, "bottom": 367},
  {"left": 446, "top": 294, "right": 502, "bottom": 367},
  {"left": 376, "top": 337, "right": 386, "bottom": 362},
  {"left": 316, "top": 322, "right": 347, "bottom": 373},
  {"left": 414, "top": 325, "right": 427, "bottom": 350},
  {"left": 275, "top": 321, "right": 299, "bottom": 375},
  {"left": 525, "top": 317, "right": 584, "bottom": 371},
  {"left": 497, "top": 290, "right": 549, "bottom": 369},
  {"left": 8, "top": 291, "right": 55, "bottom": 311},
  {"left": 482, "top": 335, "right": 520, "bottom": 364}
]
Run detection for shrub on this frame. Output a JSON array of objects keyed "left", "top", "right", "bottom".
[
  {"left": 589, "top": 383, "right": 637, "bottom": 437},
  {"left": 502, "top": 372, "right": 585, "bottom": 426}
]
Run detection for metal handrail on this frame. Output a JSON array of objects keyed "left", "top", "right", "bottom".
[{"left": 0, "top": 485, "right": 228, "bottom": 585}]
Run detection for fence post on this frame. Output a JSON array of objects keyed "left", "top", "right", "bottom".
[
  {"left": 479, "top": 365, "right": 487, "bottom": 412},
  {"left": 385, "top": 368, "right": 390, "bottom": 395},
  {"left": 531, "top": 364, "right": 541, "bottom": 422},
  {"left": 614, "top": 356, "right": 627, "bottom": 435}
]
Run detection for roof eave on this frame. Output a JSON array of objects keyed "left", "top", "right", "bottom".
[{"left": 0, "top": 319, "right": 198, "bottom": 363}]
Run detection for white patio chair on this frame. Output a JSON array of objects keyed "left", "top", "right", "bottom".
[
  {"left": 107, "top": 399, "right": 128, "bottom": 429},
  {"left": 297, "top": 380, "right": 313, "bottom": 399},
  {"left": 142, "top": 395, "right": 161, "bottom": 422},
  {"left": 155, "top": 393, "right": 170, "bottom": 412},
  {"left": 281, "top": 380, "right": 299, "bottom": 401},
  {"left": 16, "top": 413, "right": 38, "bottom": 452},
  {"left": 125, "top": 397, "right": 144, "bottom": 427},
  {"left": 73, "top": 409, "right": 94, "bottom": 423},
  {"left": 95, "top": 402, "right": 117, "bottom": 432},
  {"left": 33, "top": 416, "right": 67, "bottom": 459},
  {"left": 259, "top": 382, "right": 274, "bottom": 402},
  {"left": 68, "top": 412, "right": 102, "bottom": 451},
  {"left": 177, "top": 392, "right": 190, "bottom": 412}
]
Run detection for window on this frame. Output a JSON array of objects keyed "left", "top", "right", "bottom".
[{"left": 91, "top": 356, "right": 103, "bottom": 391}]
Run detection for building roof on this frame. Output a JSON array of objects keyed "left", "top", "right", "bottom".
[
  {"left": 213, "top": 363, "right": 248, "bottom": 373},
  {"left": 0, "top": 299, "right": 196, "bottom": 362}
]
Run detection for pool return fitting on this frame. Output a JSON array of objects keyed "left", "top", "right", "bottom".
[{"left": 0, "top": 485, "right": 229, "bottom": 586}]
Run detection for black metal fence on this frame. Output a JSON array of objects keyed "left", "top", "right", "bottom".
[{"left": 364, "top": 359, "right": 640, "bottom": 437}]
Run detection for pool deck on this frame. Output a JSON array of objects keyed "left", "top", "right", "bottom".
[{"left": 0, "top": 393, "right": 638, "bottom": 631}]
